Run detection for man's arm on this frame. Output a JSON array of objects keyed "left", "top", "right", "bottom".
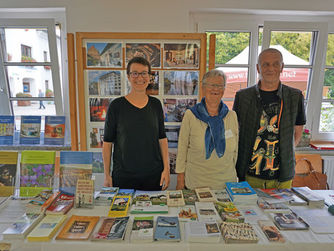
[
  {"left": 159, "top": 138, "right": 170, "bottom": 190},
  {"left": 102, "top": 141, "right": 113, "bottom": 187},
  {"left": 176, "top": 173, "right": 185, "bottom": 190},
  {"left": 294, "top": 125, "right": 304, "bottom": 146}
]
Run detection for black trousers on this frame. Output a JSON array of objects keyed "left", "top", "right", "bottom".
[{"left": 112, "top": 172, "right": 162, "bottom": 191}]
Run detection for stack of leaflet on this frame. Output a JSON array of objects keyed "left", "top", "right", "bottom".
[
  {"left": 94, "top": 187, "right": 119, "bottom": 206},
  {"left": 225, "top": 181, "right": 258, "bottom": 205}
]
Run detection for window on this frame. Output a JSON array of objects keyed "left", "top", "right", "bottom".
[
  {"left": 194, "top": 12, "right": 333, "bottom": 140},
  {"left": 21, "top": 44, "right": 32, "bottom": 59}
]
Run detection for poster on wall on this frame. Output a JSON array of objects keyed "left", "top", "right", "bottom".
[
  {"left": 164, "top": 71, "right": 199, "bottom": 95},
  {"left": 165, "top": 125, "right": 180, "bottom": 148},
  {"left": 89, "top": 127, "right": 104, "bottom": 149},
  {"left": 86, "top": 42, "right": 122, "bottom": 67},
  {"left": 163, "top": 43, "right": 199, "bottom": 68},
  {"left": 126, "top": 43, "right": 161, "bottom": 68},
  {"left": 88, "top": 70, "right": 122, "bottom": 96},
  {"left": 163, "top": 98, "right": 197, "bottom": 122},
  {"left": 89, "top": 98, "right": 112, "bottom": 122}
]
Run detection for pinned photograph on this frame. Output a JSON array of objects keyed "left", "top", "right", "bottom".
[
  {"left": 126, "top": 43, "right": 161, "bottom": 68},
  {"left": 163, "top": 99, "right": 197, "bottom": 122},
  {"left": 86, "top": 42, "right": 122, "bottom": 67},
  {"left": 164, "top": 71, "right": 199, "bottom": 95},
  {"left": 169, "top": 148, "right": 177, "bottom": 174},
  {"left": 89, "top": 98, "right": 112, "bottom": 122},
  {"left": 146, "top": 71, "right": 160, "bottom": 95},
  {"left": 166, "top": 126, "right": 180, "bottom": 148},
  {"left": 164, "top": 43, "right": 199, "bottom": 68},
  {"left": 89, "top": 127, "right": 104, "bottom": 148},
  {"left": 88, "top": 70, "right": 122, "bottom": 96}
]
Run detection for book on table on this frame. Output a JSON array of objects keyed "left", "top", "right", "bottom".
[
  {"left": 117, "top": 189, "right": 135, "bottom": 197},
  {"left": 258, "top": 220, "right": 285, "bottom": 243},
  {"left": 212, "top": 189, "right": 231, "bottom": 202},
  {"left": 195, "top": 202, "right": 221, "bottom": 222},
  {"left": 214, "top": 201, "right": 245, "bottom": 223},
  {"left": 19, "top": 116, "right": 41, "bottom": 145},
  {"left": 195, "top": 187, "right": 216, "bottom": 202},
  {"left": 130, "top": 216, "right": 154, "bottom": 242},
  {"left": 108, "top": 195, "right": 131, "bottom": 217},
  {"left": 177, "top": 205, "right": 198, "bottom": 222},
  {"left": 0, "top": 115, "right": 15, "bottom": 145},
  {"left": 56, "top": 215, "right": 100, "bottom": 240},
  {"left": 292, "top": 186, "right": 325, "bottom": 208},
  {"left": 269, "top": 211, "right": 310, "bottom": 230},
  {"left": 167, "top": 190, "right": 185, "bottom": 207},
  {"left": 75, "top": 179, "right": 94, "bottom": 208},
  {"left": 27, "top": 214, "right": 67, "bottom": 242},
  {"left": 25, "top": 190, "right": 54, "bottom": 213},
  {"left": 94, "top": 187, "right": 119, "bottom": 205},
  {"left": 45, "top": 192, "right": 74, "bottom": 215},
  {"left": 91, "top": 216, "right": 129, "bottom": 241},
  {"left": 255, "top": 188, "right": 307, "bottom": 205},
  {"left": 220, "top": 222, "right": 259, "bottom": 243},
  {"left": 59, "top": 151, "right": 93, "bottom": 195},
  {"left": 225, "top": 181, "right": 258, "bottom": 205},
  {"left": 257, "top": 198, "right": 291, "bottom": 213},
  {"left": 130, "top": 190, "right": 168, "bottom": 214},
  {"left": 184, "top": 221, "right": 221, "bottom": 243},
  {"left": 154, "top": 216, "right": 181, "bottom": 242},
  {"left": 19, "top": 151, "right": 55, "bottom": 197},
  {"left": 0, "top": 151, "right": 18, "bottom": 197},
  {"left": 2, "top": 213, "right": 44, "bottom": 240},
  {"left": 182, "top": 189, "right": 198, "bottom": 205}
]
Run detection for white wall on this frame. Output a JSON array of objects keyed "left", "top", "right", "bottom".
[{"left": 1, "top": 0, "right": 334, "bottom": 32}]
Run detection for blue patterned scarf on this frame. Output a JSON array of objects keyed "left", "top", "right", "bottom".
[{"left": 190, "top": 97, "right": 229, "bottom": 159}]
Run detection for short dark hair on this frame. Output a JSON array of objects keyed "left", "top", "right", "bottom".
[{"left": 126, "top": 57, "right": 151, "bottom": 75}]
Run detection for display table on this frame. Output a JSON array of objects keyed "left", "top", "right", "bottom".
[{"left": 0, "top": 191, "right": 334, "bottom": 251}]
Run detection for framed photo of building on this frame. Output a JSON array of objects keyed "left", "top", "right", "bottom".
[
  {"left": 86, "top": 42, "right": 122, "bottom": 67},
  {"left": 164, "top": 43, "right": 199, "bottom": 68},
  {"left": 87, "top": 70, "right": 122, "bottom": 96},
  {"left": 164, "top": 71, "right": 199, "bottom": 95},
  {"left": 126, "top": 43, "right": 161, "bottom": 68},
  {"left": 163, "top": 98, "right": 197, "bottom": 122}
]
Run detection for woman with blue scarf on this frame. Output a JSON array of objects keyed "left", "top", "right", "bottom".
[{"left": 176, "top": 69, "right": 238, "bottom": 190}]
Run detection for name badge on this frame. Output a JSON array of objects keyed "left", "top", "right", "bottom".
[{"left": 225, "top": 129, "right": 233, "bottom": 139}]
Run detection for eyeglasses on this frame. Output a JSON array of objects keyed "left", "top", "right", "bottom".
[
  {"left": 129, "top": 71, "right": 149, "bottom": 78},
  {"left": 204, "top": 83, "right": 224, "bottom": 90}
]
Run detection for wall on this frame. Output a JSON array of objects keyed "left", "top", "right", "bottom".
[{"left": 1, "top": 0, "right": 334, "bottom": 32}]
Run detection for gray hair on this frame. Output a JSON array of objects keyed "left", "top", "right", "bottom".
[
  {"left": 258, "top": 48, "right": 283, "bottom": 65},
  {"left": 202, "top": 69, "right": 226, "bottom": 87}
]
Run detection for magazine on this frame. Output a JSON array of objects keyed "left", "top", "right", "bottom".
[
  {"left": 0, "top": 151, "right": 18, "bottom": 196},
  {"left": 91, "top": 216, "right": 129, "bottom": 241},
  {"left": 154, "top": 216, "right": 180, "bottom": 242},
  {"left": 0, "top": 115, "right": 14, "bottom": 145},
  {"left": 184, "top": 221, "right": 221, "bottom": 243},
  {"left": 44, "top": 116, "right": 65, "bottom": 145},
  {"left": 20, "top": 116, "right": 41, "bottom": 144},
  {"left": 269, "top": 212, "right": 310, "bottom": 230}
]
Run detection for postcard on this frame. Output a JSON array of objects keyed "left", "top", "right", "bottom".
[{"left": 86, "top": 42, "right": 122, "bottom": 67}]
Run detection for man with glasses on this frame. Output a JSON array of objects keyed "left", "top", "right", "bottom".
[
  {"left": 233, "top": 48, "right": 306, "bottom": 189},
  {"left": 176, "top": 69, "right": 238, "bottom": 190},
  {"left": 103, "top": 57, "right": 170, "bottom": 191}
]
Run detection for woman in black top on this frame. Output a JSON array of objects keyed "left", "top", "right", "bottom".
[{"left": 102, "top": 57, "right": 170, "bottom": 190}]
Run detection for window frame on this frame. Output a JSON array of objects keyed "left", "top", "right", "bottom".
[{"left": 192, "top": 11, "right": 334, "bottom": 141}]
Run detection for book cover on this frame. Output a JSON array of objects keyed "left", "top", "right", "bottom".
[
  {"left": 131, "top": 190, "right": 168, "bottom": 214},
  {"left": 94, "top": 187, "right": 119, "bottom": 205},
  {"left": 269, "top": 212, "right": 310, "bottom": 230},
  {"left": 220, "top": 222, "right": 259, "bottom": 243},
  {"left": 75, "top": 179, "right": 94, "bottom": 208},
  {"left": 27, "top": 214, "right": 67, "bottom": 242},
  {"left": 44, "top": 116, "right": 65, "bottom": 145},
  {"left": 46, "top": 193, "right": 74, "bottom": 215},
  {"left": 213, "top": 189, "right": 231, "bottom": 202},
  {"left": 225, "top": 181, "right": 257, "bottom": 204},
  {"left": 2, "top": 213, "right": 44, "bottom": 239},
  {"left": 154, "top": 216, "right": 180, "bottom": 242},
  {"left": 177, "top": 205, "right": 198, "bottom": 222},
  {"left": 182, "top": 189, "right": 198, "bottom": 205},
  {"left": 257, "top": 198, "right": 291, "bottom": 213},
  {"left": 108, "top": 195, "right": 131, "bottom": 217},
  {"left": 195, "top": 187, "right": 216, "bottom": 202},
  {"left": 117, "top": 189, "right": 134, "bottom": 197},
  {"left": 59, "top": 151, "right": 93, "bottom": 194},
  {"left": 167, "top": 190, "right": 185, "bottom": 207},
  {"left": 214, "top": 201, "right": 245, "bottom": 223},
  {"left": 130, "top": 216, "right": 154, "bottom": 242},
  {"left": 195, "top": 202, "right": 221, "bottom": 222},
  {"left": 0, "top": 115, "right": 14, "bottom": 145},
  {"left": 26, "top": 190, "right": 54, "bottom": 213},
  {"left": 91, "top": 216, "right": 129, "bottom": 241},
  {"left": 20, "top": 116, "right": 41, "bottom": 145},
  {"left": 185, "top": 221, "right": 220, "bottom": 243},
  {"left": 0, "top": 151, "right": 18, "bottom": 196},
  {"left": 258, "top": 220, "right": 285, "bottom": 243},
  {"left": 56, "top": 215, "right": 99, "bottom": 240},
  {"left": 292, "top": 187, "right": 325, "bottom": 208},
  {"left": 255, "top": 188, "right": 294, "bottom": 203},
  {"left": 20, "top": 151, "right": 55, "bottom": 197}
]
